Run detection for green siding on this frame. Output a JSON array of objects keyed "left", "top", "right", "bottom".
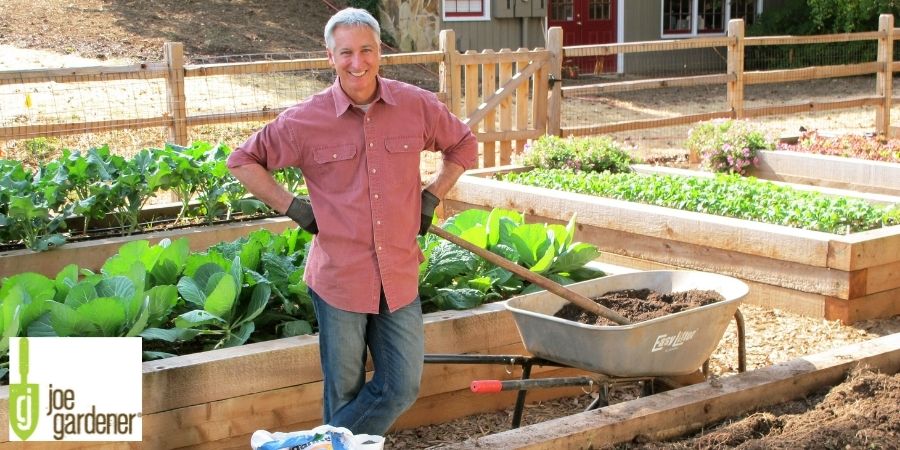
[{"left": 444, "top": 18, "right": 546, "bottom": 52}]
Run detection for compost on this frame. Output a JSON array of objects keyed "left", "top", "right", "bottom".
[
  {"left": 554, "top": 288, "right": 724, "bottom": 326},
  {"left": 617, "top": 367, "right": 900, "bottom": 449}
]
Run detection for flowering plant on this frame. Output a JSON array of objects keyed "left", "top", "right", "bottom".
[
  {"left": 777, "top": 130, "right": 900, "bottom": 163},
  {"left": 686, "top": 119, "right": 773, "bottom": 175}
]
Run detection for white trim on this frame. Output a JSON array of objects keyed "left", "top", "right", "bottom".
[
  {"left": 442, "top": 0, "right": 491, "bottom": 21},
  {"left": 617, "top": 0, "right": 624, "bottom": 73},
  {"left": 442, "top": 16, "right": 493, "bottom": 22}
]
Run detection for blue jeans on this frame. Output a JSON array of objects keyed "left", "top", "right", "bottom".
[{"left": 309, "top": 288, "right": 424, "bottom": 436}]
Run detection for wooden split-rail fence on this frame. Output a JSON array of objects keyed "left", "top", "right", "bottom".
[{"left": 1, "top": 15, "right": 898, "bottom": 168}]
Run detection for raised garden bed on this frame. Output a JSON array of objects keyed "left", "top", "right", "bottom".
[
  {"left": 751, "top": 149, "right": 900, "bottom": 197},
  {"left": 0, "top": 284, "right": 615, "bottom": 449},
  {"left": 0, "top": 214, "right": 295, "bottom": 279},
  {"left": 444, "top": 167, "right": 900, "bottom": 323},
  {"left": 442, "top": 332, "right": 900, "bottom": 448}
]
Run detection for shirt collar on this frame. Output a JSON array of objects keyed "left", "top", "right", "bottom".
[{"left": 330, "top": 76, "right": 397, "bottom": 117}]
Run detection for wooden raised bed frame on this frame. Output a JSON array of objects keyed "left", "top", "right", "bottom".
[
  {"left": 0, "top": 215, "right": 295, "bottom": 279},
  {"left": 0, "top": 299, "right": 595, "bottom": 449},
  {"left": 752, "top": 150, "right": 900, "bottom": 197},
  {"left": 443, "top": 333, "right": 900, "bottom": 449},
  {"left": 444, "top": 167, "right": 900, "bottom": 323}
]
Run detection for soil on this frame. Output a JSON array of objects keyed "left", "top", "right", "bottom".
[
  {"left": 2, "top": 2, "right": 899, "bottom": 449},
  {"left": 0, "top": 0, "right": 342, "bottom": 62},
  {"left": 556, "top": 288, "right": 724, "bottom": 326},
  {"left": 615, "top": 367, "right": 900, "bottom": 450}
]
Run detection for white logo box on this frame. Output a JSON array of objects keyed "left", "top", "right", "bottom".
[{"left": 9, "top": 337, "right": 142, "bottom": 442}]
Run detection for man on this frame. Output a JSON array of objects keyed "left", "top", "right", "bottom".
[{"left": 226, "top": 7, "right": 478, "bottom": 436}]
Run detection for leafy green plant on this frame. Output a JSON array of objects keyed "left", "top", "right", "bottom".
[
  {"left": 0, "top": 159, "right": 70, "bottom": 250},
  {"left": 503, "top": 169, "right": 898, "bottom": 235},
  {"left": 0, "top": 208, "right": 603, "bottom": 364},
  {"left": 60, "top": 146, "right": 118, "bottom": 234},
  {"left": 418, "top": 208, "right": 603, "bottom": 311},
  {"left": 0, "top": 140, "right": 279, "bottom": 251},
  {"left": 205, "top": 228, "right": 315, "bottom": 340},
  {"left": 156, "top": 143, "right": 203, "bottom": 224},
  {"left": 520, "top": 135, "right": 634, "bottom": 173},
  {"left": 686, "top": 119, "right": 774, "bottom": 175},
  {"left": 173, "top": 255, "right": 270, "bottom": 350},
  {"left": 159, "top": 141, "right": 250, "bottom": 225},
  {"left": 107, "top": 149, "right": 173, "bottom": 235}
]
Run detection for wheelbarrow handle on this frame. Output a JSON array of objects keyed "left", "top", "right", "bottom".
[
  {"left": 471, "top": 376, "right": 596, "bottom": 393},
  {"left": 429, "top": 224, "right": 632, "bottom": 325}
]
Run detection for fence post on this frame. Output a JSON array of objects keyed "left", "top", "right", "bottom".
[
  {"left": 546, "top": 27, "right": 563, "bottom": 136},
  {"left": 876, "top": 14, "right": 894, "bottom": 137},
  {"left": 439, "top": 30, "right": 461, "bottom": 118},
  {"left": 727, "top": 19, "right": 745, "bottom": 120},
  {"left": 164, "top": 42, "right": 188, "bottom": 146}
]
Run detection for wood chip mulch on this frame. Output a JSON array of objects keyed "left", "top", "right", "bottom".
[{"left": 385, "top": 305, "right": 900, "bottom": 449}]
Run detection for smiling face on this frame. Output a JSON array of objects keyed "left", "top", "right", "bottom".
[{"left": 327, "top": 24, "right": 381, "bottom": 105}]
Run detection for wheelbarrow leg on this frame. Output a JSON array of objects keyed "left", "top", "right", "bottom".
[
  {"left": 510, "top": 361, "right": 535, "bottom": 428},
  {"left": 735, "top": 308, "right": 747, "bottom": 372},
  {"left": 585, "top": 383, "right": 609, "bottom": 411}
]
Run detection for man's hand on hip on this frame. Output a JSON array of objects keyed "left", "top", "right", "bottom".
[
  {"left": 419, "top": 190, "right": 440, "bottom": 236},
  {"left": 286, "top": 196, "right": 318, "bottom": 234}
]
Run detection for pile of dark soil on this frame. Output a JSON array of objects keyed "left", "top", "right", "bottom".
[
  {"left": 555, "top": 288, "right": 724, "bottom": 326},
  {"left": 618, "top": 367, "right": 900, "bottom": 449}
]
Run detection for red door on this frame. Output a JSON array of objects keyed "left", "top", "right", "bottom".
[{"left": 548, "top": 0, "right": 617, "bottom": 75}]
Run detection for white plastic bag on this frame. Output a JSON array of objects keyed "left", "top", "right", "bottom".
[{"left": 250, "top": 424, "right": 385, "bottom": 450}]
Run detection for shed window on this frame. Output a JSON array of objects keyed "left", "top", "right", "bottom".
[
  {"left": 444, "top": 0, "right": 487, "bottom": 18},
  {"left": 550, "top": 0, "right": 574, "bottom": 21},
  {"left": 589, "top": 0, "right": 611, "bottom": 20},
  {"left": 662, "top": 0, "right": 760, "bottom": 37}
]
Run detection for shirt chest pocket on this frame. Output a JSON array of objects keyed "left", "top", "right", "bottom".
[
  {"left": 309, "top": 144, "right": 359, "bottom": 189},
  {"left": 382, "top": 137, "right": 425, "bottom": 186},
  {"left": 313, "top": 144, "right": 358, "bottom": 164},
  {"left": 384, "top": 137, "right": 424, "bottom": 155}
]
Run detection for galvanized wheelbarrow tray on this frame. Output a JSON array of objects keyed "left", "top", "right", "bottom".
[{"left": 504, "top": 270, "right": 750, "bottom": 377}]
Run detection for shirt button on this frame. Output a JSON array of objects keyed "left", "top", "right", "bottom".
[
  {"left": 371, "top": 168, "right": 376, "bottom": 174},
  {"left": 377, "top": 246, "right": 383, "bottom": 251},
  {"left": 374, "top": 194, "right": 379, "bottom": 199},
  {"left": 403, "top": 144, "right": 408, "bottom": 149},
  {"left": 369, "top": 142, "right": 374, "bottom": 147},
  {"left": 366, "top": 117, "right": 371, "bottom": 122},
  {"left": 376, "top": 220, "right": 382, "bottom": 225},
  {"left": 332, "top": 153, "right": 337, "bottom": 159}
]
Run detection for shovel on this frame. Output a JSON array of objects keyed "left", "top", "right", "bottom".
[
  {"left": 428, "top": 225, "right": 632, "bottom": 325},
  {"left": 9, "top": 337, "right": 39, "bottom": 441}
]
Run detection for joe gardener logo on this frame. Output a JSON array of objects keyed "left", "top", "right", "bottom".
[{"left": 8, "top": 337, "right": 142, "bottom": 441}]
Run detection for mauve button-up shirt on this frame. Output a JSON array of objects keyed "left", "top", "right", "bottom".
[{"left": 227, "top": 76, "right": 478, "bottom": 313}]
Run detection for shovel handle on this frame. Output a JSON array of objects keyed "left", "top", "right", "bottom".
[{"left": 429, "top": 225, "right": 632, "bottom": 325}]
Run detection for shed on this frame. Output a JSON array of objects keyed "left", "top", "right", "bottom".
[{"left": 379, "top": 0, "right": 788, "bottom": 74}]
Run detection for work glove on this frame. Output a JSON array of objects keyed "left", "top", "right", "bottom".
[
  {"left": 419, "top": 190, "right": 440, "bottom": 236},
  {"left": 286, "top": 196, "right": 318, "bottom": 234}
]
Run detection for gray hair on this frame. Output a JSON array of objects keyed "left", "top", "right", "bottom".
[{"left": 324, "top": 7, "right": 381, "bottom": 50}]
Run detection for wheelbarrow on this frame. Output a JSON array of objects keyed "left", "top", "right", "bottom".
[
  {"left": 502, "top": 269, "right": 749, "bottom": 377},
  {"left": 426, "top": 226, "right": 749, "bottom": 425}
]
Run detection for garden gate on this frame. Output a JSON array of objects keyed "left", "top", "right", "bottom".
[{"left": 439, "top": 29, "right": 561, "bottom": 167}]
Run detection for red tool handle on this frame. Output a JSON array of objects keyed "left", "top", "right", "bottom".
[{"left": 470, "top": 380, "right": 503, "bottom": 394}]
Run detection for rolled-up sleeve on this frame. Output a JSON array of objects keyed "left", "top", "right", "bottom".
[
  {"left": 425, "top": 96, "right": 479, "bottom": 170},
  {"left": 226, "top": 114, "right": 300, "bottom": 170}
]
